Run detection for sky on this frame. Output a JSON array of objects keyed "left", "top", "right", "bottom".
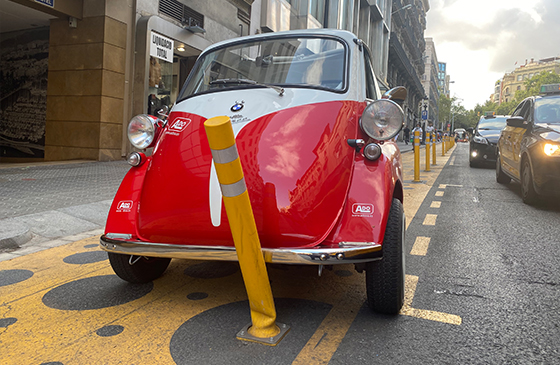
[{"left": 425, "top": 0, "right": 560, "bottom": 110}]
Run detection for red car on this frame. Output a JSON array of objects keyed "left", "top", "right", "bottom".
[{"left": 101, "top": 29, "right": 407, "bottom": 314}]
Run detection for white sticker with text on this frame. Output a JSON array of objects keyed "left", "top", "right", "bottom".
[
  {"left": 116, "top": 200, "right": 134, "bottom": 213},
  {"left": 166, "top": 117, "right": 191, "bottom": 136},
  {"left": 352, "top": 203, "right": 374, "bottom": 217}
]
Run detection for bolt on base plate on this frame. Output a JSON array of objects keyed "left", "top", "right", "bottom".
[{"left": 236, "top": 322, "right": 290, "bottom": 346}]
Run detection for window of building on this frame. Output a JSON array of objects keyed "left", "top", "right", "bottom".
[{"left": 517, "top": 75, "right": 522, "bottom": 81}]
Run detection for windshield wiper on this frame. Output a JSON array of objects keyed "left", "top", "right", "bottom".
[{"left": 210, "top": 78, "right": 284, "bottom": 96}]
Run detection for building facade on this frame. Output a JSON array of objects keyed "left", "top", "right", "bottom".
[
  {"left": 420, "top": 37, "right": 439, "bottom": 129},
  {"left": 386, "top": 0, "right": 429, "bottom": 130},
  {"left": 500, "top": 57, "right": 560, "bottom": 104},
  {"left": 1, "top": 0, "right": 430, "bottom": 162}
]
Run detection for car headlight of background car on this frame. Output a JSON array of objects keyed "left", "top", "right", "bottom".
[
  {"left": 127, "top": 114, "right": 158, "bottom": 149},
  {"left": 472, "top": 135, "right": 488, "bottom": 145},
  {"left": 360, "top": 99, "right": 404, "bottom": 141},
  {"left": 544, "top": 142, "right": 560, "bottom": 156}
]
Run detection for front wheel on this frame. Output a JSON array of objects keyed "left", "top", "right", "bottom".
[
  {"left": 366, "top": 198, "right": 405, "bottom": 314},
  {"left": 108, "top": 252, "right": 171, "bottom": 283},
  {"left": 521, "top": 159, "right": 538, "bottom": 205}
]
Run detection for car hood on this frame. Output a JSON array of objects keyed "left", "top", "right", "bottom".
[
  {"left": 136, "top": 100, "right": 359, "bottom": 248},
  {"left": 536, "top": 123, "right": 560, "bottom": 142},
  {"left": 477, "top": 129, "right": 501, "bottom": 142}
]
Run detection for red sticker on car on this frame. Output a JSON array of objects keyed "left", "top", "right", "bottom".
[
  {"left": 352, "top": 203, "right": 374, "bottom": 217},
  {"left": 116, "top": 200, "right": 134, "bottom": 212}
]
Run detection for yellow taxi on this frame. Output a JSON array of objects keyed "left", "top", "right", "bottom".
[{"left": 496, "top": 84, "right": 560, "bottom": 204}]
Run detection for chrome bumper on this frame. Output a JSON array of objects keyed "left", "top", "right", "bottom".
[{"left": 100, "top": 235, "right": 382, "bottom": 265}]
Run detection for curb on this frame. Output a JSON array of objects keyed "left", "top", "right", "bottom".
[{"left": 0, "top": 222, "right": 33, "bottom": 250}]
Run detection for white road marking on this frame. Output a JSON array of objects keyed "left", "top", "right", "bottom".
[{"left": 411, "top": 236, "right": 431, "bottom": 256}]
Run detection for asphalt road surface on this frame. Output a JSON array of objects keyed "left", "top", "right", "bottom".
[{"left": 1, "top": 143, "right": 558, "bottom": 364}]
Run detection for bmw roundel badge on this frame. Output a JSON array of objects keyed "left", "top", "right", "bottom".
[{"left": 231, "top": 101, "right": 244, "bottom": 112}]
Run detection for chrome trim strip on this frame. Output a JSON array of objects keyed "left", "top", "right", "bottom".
[
  {"left": 100, "top": 236, "right": 382, "bottom": 265},
  {"left": 221, "top": 178, "right": 247, "bottom": 197},
  {"left": 211, "top": 145, "right": 239, "bottom": 164}
]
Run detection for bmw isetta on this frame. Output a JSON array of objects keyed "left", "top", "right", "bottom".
[{"left": 101, "top": 29, "right": 407, "bottom": 314}]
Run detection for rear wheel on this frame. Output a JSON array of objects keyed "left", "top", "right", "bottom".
[
  {"left": 521, "top": 158, "right": 538, "bottom": 205},
  {"left": 366, "top": 198, "right": 405, "bottom": 314},
  {"left": 496, "top": 155, "right": 511, "bottom": 184},
  {"left": 108, "top": 252, "right": 171, "bottom": 283}
]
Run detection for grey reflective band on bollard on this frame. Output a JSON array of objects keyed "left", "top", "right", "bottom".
[
  {"left": 220, "top": 178, "right": 247, "bottom": 198},
  {"left": 210, "top": 144, "right": 239, "bottom": 164}
]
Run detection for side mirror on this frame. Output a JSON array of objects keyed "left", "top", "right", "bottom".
[
  {"left": 382, "top": 86, "right": 407, "bottom": 105},
  {"left": 157, "top": 105, "right": 170, "bottom": 121},
  {"left": 506, "top": 116, "right": 528, "bottom": 128}
]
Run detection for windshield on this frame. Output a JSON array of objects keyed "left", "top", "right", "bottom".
[
  {"left": 477, "top": 117, "right": 508, "bottom": 130},
  {"left": 179, "top": 36, "right": 346, "bottom": 99},
  {"left": 535, "top": 96, "right": 560, "bottom": 124}
]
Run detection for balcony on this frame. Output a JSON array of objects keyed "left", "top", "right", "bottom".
[{"left": 388, "top": 32, "right": 424, "bottom": 94}]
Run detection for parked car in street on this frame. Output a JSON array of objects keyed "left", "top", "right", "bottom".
[
  {"left": 496, "top": 83, "right": 560, "bottom": 204},
  {"left": 100, "top": 29, "right": 407, "bottom": 314},
  {"left": 468, "top": 113, "right": 509, "bottom": 167}
]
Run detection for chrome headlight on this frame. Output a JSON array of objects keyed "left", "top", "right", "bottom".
[
  {"left": 128, "top": 114, "right": 156, "bottom": 149},
  {"left": 472, "top": 135, "right": 488, "bottom": 145},
  {"left": 360, "top": 99, "right": 404, "bottom": 140}
]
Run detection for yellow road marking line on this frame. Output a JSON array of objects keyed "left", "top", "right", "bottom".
[
  {"left": 292, "top": 292, "right": 363, "bottom": 365},
  {"left": 439, "top": 184, "right": 447, "bottom": 189},
  {"left": 435, "top": 191, "right": 444, "bottom": 197},
  {"left": 430, "top": 201, "right": 441, "bottom": 208},
  {"left": 401, "top": 275, "right": 462, "bottom": 326},
  {"left": 410, "top": 236, "right": 431, "bottom": 256},
  {"left": 423, "top": 214, "right": 437, "bottom": 226}
]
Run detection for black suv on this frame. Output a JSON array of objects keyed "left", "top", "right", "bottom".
[
  {"left": 468, "top": 113, "right": 509, "bottom": 167},
  {"left": 496, "top": 84, "right": 560, "bottom": 204}
]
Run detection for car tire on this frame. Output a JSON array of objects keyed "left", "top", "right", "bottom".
[
  {"left": 108, "top": 252, "right": 171, "bottom": 283},
  {"left": 521, "top": 158, "right": 538, "bottom": 205},
  {"left": 496, "top": 156, "right": 511, "bottom": 184},
  {"left": 469, "top": 158, "right": 478, "bottom": 168},
  {"left": 366, "top": 198, "right": 405, "bottom": 315}
]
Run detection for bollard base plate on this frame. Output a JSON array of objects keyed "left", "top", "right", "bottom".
[{"left": 236, "top": 322, "right": 290, "bottom": 346}]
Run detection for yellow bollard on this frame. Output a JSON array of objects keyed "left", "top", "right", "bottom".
[
  {"left": 432, "top": 132, "right": 437, "bottom": 165},
  {"left": 442, "top": 134, "right": 445, "bottom": 156},
  {"left": 204, "top": 116, "right": 289, "bottom": 346},
  {"left": 413, "top": 130, "right": 421, "bottom": 182},
  {"left": 425, "top": 132, "right": 431, "bottom": 172}
]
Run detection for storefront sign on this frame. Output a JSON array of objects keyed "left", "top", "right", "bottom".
[
  {"left": 35, "top": 0, "right": 54, "bottom": 7},
  {"left": 150, "top": 32, "right": 174, "bottom": 63}
]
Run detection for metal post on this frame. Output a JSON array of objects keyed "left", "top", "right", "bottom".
[
  {"left": 425, "top": 132, "right": 431, "bottom": 172},
  {"left": 413, "top": 130, "right": 421, "bottom": 182},
  {"left": 432, "top": 132, "right": 437, "bottom": 165},
  {"left": 204, "top": 116, "right": 289, "bottom": 346}
]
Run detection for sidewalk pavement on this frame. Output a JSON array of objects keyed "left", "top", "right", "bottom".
[
  {"left": 0, "top": 160, "right": 131, "bottom": 261},
  {"left": 0, "top": 140, "right": 446, "bottom": 262}
]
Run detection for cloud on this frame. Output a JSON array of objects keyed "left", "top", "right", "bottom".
[
  {"left": 425, "top": 0, "right": 560, "bottom": 108},
  {"left": 427, "top": 0, "right": 559, "bottom": 72}
]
